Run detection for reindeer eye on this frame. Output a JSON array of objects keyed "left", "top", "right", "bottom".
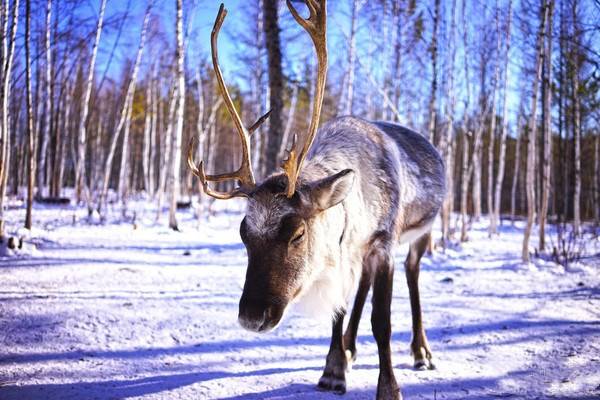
[{"left": 291, "top": 227, "right": 305, "bottom": 245}]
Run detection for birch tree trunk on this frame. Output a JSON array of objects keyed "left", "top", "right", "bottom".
[
  {"left": 118, "top": 97, "right": 135, "bottom": 215},
  {"left": 571, "top": 0, "right": 581, "bottom": 236},
  {"left": 594, "top": 129, "right": 599, "bottom": 226},
  {"left": 471, "top": 42, "right": 490, "bottom": 221},
  {"left": 572, "top": 71, "right": 581, "bottom": 236},
  {"left": 74, "top": 0, "right": 106, "bottom": 203},
  {"left": 557, "top": 2, "right": 569, "bottom": 222},
  {"left": 51, "top": 69, "right": 66, "bottom": 198},
  {"left": 149, "top": 63, "right": 159, "bottom": 197},
  {"left": 279, "top": 84, "right": 299, "bottom": 159},
  {"left": 522, "top": 0, "right": 549, "bottom": 262},
  {"left": 427, "top": 0, "right": 440, "bottom": 144},
  {"left": 460, "top": 125, "right": 470, "bottom": 242},
  {"left": 538, "top": 0, "right": 554, "bottom": 250},
  {"left": 251, "top": 0, "right": 265, "bottom": 179},
  {"left": 460, "top": 0, "right": 472, "bottom": 242},
  {"left": 25, "top": 0, "right": 35, "bottom": 230},
  {"left": 487, "top": 2, "right": 502, "bottom": 235},
  {"left": 58, "top": 79, "right": 72, "bottom": 197},
  {"left": 99, "top": 5, "right": 150, "bottom": 216},
  {"left": 471, "top": 136, "right": 483, "bottom": 219},
  {"left": 390, "top": 0, "right": 403, "bottom": 123},
  {"left": 143, "top": 80, "right": 152, "bottom": 194},
  {"left": 168, "top": 0, "right": 185, "bottom": 230},
  {"left": 194, "top": 70, "right": 223, "bottom": 218},
  {"left": 0, "top": 0, "right": 20, "bottom": 240},
  {"left": 441, "top": 0, "right": 457, "bottom": 245},
  {"left": 157, "top": 82, "right": 176, "bottom": 218},
  {"left": 492, "top": 0, "right": 513, "bottom": 235},
  {"left": 511, "top": 102, "right": 524, "bottom": 222},
  {"left": 342, "top": 0, "right": 363, "bottom": 116},
  {"left": 116, "top": 1, "right": 152, "bottom": 212},
  {"left": 36, "top": 0, "right": 52, "bottom": 199}
]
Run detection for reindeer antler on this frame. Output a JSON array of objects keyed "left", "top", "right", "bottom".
[
  {"left": 187, "top": 3, "right": 270, "bottom": 199},
  {"left": 281, "top": 0, "right": 328, "bottom": 197}
]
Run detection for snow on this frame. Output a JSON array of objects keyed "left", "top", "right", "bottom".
[{"left": 1, "top": 201, "right": 599, "bottom": 399}]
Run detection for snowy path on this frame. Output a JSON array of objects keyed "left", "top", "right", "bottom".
[{"left": 1, "top": 205, "right": 599, "bottom": 399}]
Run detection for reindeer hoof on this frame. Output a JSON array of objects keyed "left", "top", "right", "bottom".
[
  {"left": 317, "top": 374, "right": 346, "bottom": 394},
  {"left": 412, "top": 345, "right": 435, "bottom": 370},
  {"left": 414, "top": 358, "right": 436, "bottom": 370}
]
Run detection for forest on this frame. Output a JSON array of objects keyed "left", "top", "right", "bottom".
[
  {"left": 0, "top": 0, "right": 598, "bottom": 260},
  {"left": 0, "top": 0, "right": 599, "bottom": 399}
]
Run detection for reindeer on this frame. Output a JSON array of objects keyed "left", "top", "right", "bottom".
[{"left": 188, "top": 2, "right": 446, "bottom": 399}]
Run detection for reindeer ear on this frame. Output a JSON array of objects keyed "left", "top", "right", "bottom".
[{"left": 308, "top": 169, "right": 355, "bottom": 212}]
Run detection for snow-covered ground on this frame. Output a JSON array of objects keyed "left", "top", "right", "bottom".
[{"left": 1, "top": 200, "right": 599, "bottom": 399}]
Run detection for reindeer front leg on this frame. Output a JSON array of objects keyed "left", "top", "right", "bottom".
[
  {"left": 318, "top": 309, "right": 348, "bottom": 394},
  {"left": 343, "top": 268, "right": 371, "bottom": 367},
  {"left": 370, "top": 243, "right": 401, "bottom": 400}
]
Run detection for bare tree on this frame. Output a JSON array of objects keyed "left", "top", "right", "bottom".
[
  {"left": 427, "top": 0, "right": 440, "bottom": 144},
  {"left": 142, "top": 77, "right": 153, "bottom": 195},
  {"left": 24, "top": 0, "right": 35, "bottom": 230},
  {"left": 522, "top": 0, "right": 549, "bottom": 263},
  {"left": 538, "top": 0, "right": 554, "bottom": 250},
  {"left": 117, "top": 93, "right": 135, "bottom": 212},
  {"left": 37, "top": 0, "right": 52, "bottom": 199},
  {"left": 118, "top": 4, "right": 152, "bottom": 215},
  {"left": 595, "top": 120, "right": 599, "bottom": 226},
  {"left": 194, "top": 68, "right": 223, "bottom": 217},
  {"left": 99, "top": 4, "right": 151, "bottom": 216},
  {"left": 510, "top": 102, "right": 524, "bottom": 222},
  {"left": 470, "top": 14, "right": 495, "bottom": 222},
  {"left": 156, "top": 80, "right": 177, "bottom": 219},
  {"left": 168, "top": 0, "right": 185, "bottom": 230},
  {"left": 279, "top": 84, "right": 299, "bottom": 159},
  {"left": 441, "top": 0, "right": 458, "bottom": 244},
  {"left": 74, "top": 0, "right": 107, "bottom": 203},
  {"left": 0, "top": 0, "right": 20, "bottom": 240},
  {"left": 571, "top": 0, "right": 582, "bottom": 236},
  {"left": 263, "top": 0, "right": 283, "bottom": 174},
  {"left": 459, "top": 0, "right": 472, "bottom": 242},
  {"left": 491, "top": 0, "right": 513, "bottom": 235},
  {"left": 487, "top": 1, "right": 502, "bottom": 235},
  {"left": 340, "top": 0, "right": 365, "bottom": 115}
]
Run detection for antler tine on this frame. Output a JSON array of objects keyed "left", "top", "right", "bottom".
[
  {"left": 248, "top": 109, "right": 272, "bottom": 134},
  {"left": 282, "top": 0, "right": 328, "bottom": 198},
  {"left": 211, "top": 4, "right": 254, "bottom": 186},
  {"left": 287, "top": 1, "right": 314, "bottom": 32},
  {"left": 188, "top": 3, "right": 259, "bottom": 200},
  {"left": 187, "top": 137, "right": 251, "bottom": 200}
]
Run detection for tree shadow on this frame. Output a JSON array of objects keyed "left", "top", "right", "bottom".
[
  {"left": 0, "top": 335, "right": 331, "bottom": 366},
  {"left": 0, "top": 368, "right": 321, "bottom": 400}
]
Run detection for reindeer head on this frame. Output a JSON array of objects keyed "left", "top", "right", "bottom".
[
  {"left": 239, "top": 169, "right": 354, "bottom": 332},
  {"left": 189, "top": 1, "right": 339, "bottom": 332}
]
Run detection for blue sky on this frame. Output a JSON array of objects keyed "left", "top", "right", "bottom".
[
  {"left": 91, "top": 0, "right": 353, "bottom": 89},
  {"left": 73, "top": 0, "right": 600, "bottom": 133}
]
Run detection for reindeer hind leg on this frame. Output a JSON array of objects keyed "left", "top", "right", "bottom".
[{"left": 405, "top": 231, "right": 435, "bottom": 370}]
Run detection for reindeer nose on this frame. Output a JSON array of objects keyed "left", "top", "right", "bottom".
[
  {"left": 238, "top": 307, "right": 266, "bottom": 332},
  {"left": 238, "top": 302, "right": 273, "bottom": 332},
  {"left": 238, "top": 296, "right": 284, "bottom": 333}
]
